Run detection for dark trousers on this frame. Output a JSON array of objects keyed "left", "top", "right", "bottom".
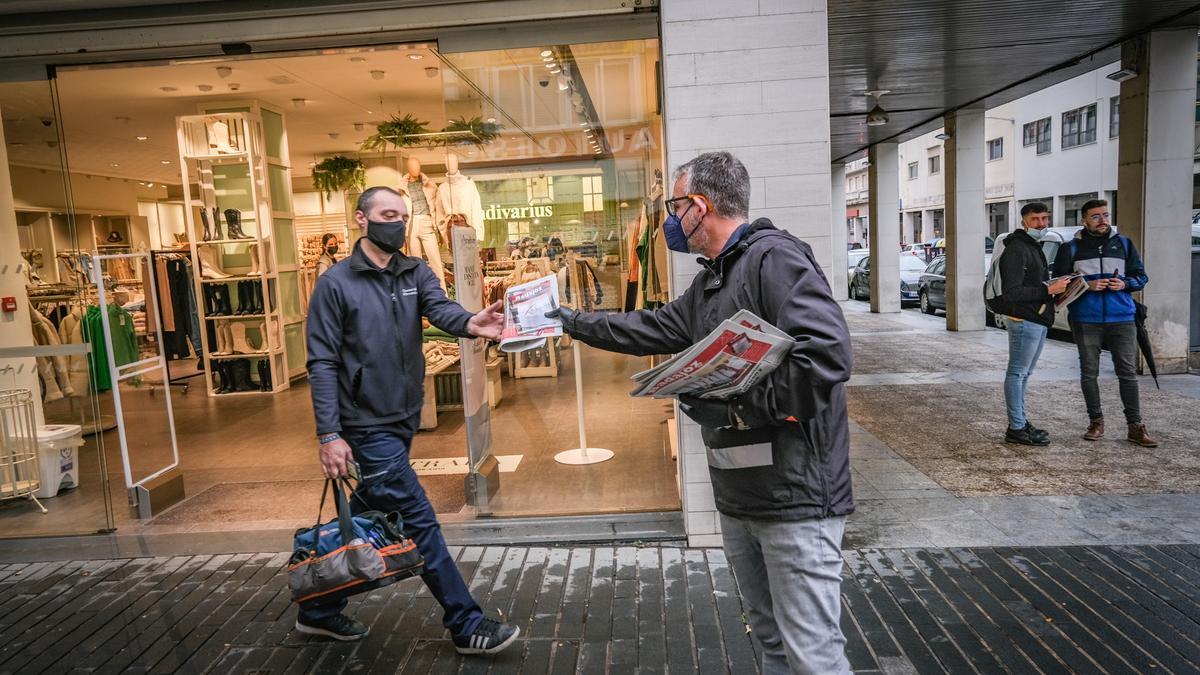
[
  {"left": 1071, "top": 321, "right": 1141, "bottom": 424},
  {"left": 298, "top": 417, "right": 483, "bottom": 637}
]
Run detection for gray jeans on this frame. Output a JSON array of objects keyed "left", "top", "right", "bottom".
[
  {"left": 721, "top": 513, "right": 851, "bottom": 675},
  {"left": 1071, "top": 321, "right": 1140, "bottom": 424}
]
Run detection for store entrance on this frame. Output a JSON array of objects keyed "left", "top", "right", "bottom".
[{"left": 0, "top": 37, "right": 678, "bottom": 538}]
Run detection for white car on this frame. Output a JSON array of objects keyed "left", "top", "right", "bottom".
[{"left": 990, "top": 226, "right": 1084, "bottom": 332}]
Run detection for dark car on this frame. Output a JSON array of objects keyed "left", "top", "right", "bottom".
[
  {"left": 918, "top": 257, "right": 946, "bottom": 314},
  {"left": 850, "top": 255, "right": 926, "bottom": 305}
]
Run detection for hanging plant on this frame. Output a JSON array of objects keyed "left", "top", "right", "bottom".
[
  {"left": 441, "top": 116, "right": 502, "bottom": 148},
  {"left": 311, "top": 155, "right": 366, "bottom": 199},
  {"left": 361, "top": 113, "right": 431, "bottom": 152}
]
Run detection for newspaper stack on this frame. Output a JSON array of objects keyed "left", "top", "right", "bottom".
[
  {"left": 498, "top": 274, "right": 563, "bottom": 353},
  {"left": 630, "top": 309, "right": 794, "bottom": 400}
]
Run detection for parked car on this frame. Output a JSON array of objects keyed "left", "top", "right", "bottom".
[
  {"left": 990, "top": 226, "right": 1084, "bottom": 331},
  {"left": 850, "top": 255, "right": 927, "bottom": 305},
  {"left": 917, "top": 255, "right": 993, "bottom": 315},
  {"left": 846, "top": 249, "right": 869, "bottom": 293},
  {"left": 904, "top": 242, "right": 935, "bottom": 262}
]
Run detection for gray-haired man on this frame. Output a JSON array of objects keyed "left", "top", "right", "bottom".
[{"left": 551, "top": 152, "right": 854, "bottom": 674}]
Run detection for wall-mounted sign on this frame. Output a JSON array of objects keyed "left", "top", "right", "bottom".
[{"left": 483, "top": 204, "right": 555, "bottom": 222}]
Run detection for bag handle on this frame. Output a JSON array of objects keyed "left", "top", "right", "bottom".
[{"left": 331, "top": 478, "right": 356, "bottom": 544}]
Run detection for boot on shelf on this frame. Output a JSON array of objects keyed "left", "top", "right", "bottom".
[
  {"left": 255, "top": 280, "right": 267, "bottom": 315},
  {"left": 197, "top": 246, "right": 230, "bottom": 279},
  {"left": 229, "top": 322, "right": 254, "bottom": 355},
  {"left": 225, "top": 209, "right": 251, "bottom": 240},
  {"left": 212, "top": 208, "right": 224, "bottom": 241},
  {"left": 211, "top": 319, "right": 229, "bottom": 355},
  {"left": 235, "top": 281, "right": 248, "bottom": 315},
  {"left": 212, "top": 362, "right": 227, "bottom": 394},
  {"left": 219, "top": 285, "right": 234, "bottom": 315},
  {"left": 257, "top": 360, "right": 271, "bottom": 392},
  {"left": 248, "top": 243, "right": 261, "bottom": 276},
  {"left": 230, "top": 359, "right": 256, "bottom": 392},
  {"left": 252, "top": 321, "right": 269, "bottom": 353},
  {"left": 207, "top": 120, "right": 237, "bottom": 154},
  {"left": 200, "top": 208, "right": 213, "bottom": 242}
]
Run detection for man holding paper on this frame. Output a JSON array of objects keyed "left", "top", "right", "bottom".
[{"left": 550, "top": 152, "right": 854, "bottom": 674}]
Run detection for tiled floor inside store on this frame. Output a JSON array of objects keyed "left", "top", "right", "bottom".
[{"left": 0, "top": 346, "right": 679, "bottom": 538}]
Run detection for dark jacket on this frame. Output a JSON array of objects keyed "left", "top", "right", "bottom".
[
  {"left": 306, "top": 240, "right": 474, "bottom": 435},
  {"left": 565, "top": 218, "right": 854, "bottom": 522},
  {"left": 996, "top": 228, "right": 1054, "bottom": 327},
  {"left": 1051, "top": 228, "right": 1148, "bottom": 324}
]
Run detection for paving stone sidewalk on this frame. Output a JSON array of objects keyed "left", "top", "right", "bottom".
[{"left": 3, "top": 543, "right": 1200, "bottom": 674}]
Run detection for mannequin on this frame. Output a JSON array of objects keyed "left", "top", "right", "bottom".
[
  {"left": 436, "top": 153, "right": 485, "bottom": 244},
  {"left": 404, "top": 157, "right": 446, "bottom": 287}
]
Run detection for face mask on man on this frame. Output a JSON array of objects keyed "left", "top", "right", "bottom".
[
  {"left": 663, "top": 201, "right": 706, "bottom": 254},
  {"left": 325, "top": 244, "right": 338, "bottom": 256},
  {"left": 1026, "top": 227, "right": 1047, "bottom": 241},
  {"left": 365, "top": 217, "right": 408, "bottom": 253}
]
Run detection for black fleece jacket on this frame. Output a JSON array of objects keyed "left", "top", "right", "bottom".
[{"left": 997, "top": 228, "right": 1053, "bottom": 327}]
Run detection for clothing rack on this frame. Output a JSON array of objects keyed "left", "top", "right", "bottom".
[{"left": 150, "top": 249, "right": 204, "bottom": 393}]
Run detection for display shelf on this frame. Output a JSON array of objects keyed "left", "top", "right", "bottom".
[{"left": 178, "top": 108, "right": 291, "bottom": 398}]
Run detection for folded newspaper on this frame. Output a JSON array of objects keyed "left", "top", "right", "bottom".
[
  {"left": 1054, "top": 275, "right": 1088, "bottom": 310},
  {"left": 498, "top": 274, "right": 563, "bottom": 353},
  {"left": 630, "top": 309, "right": 794, "bottom": 400}
]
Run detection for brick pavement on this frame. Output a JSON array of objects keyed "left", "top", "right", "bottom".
[{"left": 3, "top": 543, "right": 1200, "bottom": 673}]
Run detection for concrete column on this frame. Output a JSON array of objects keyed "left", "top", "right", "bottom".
[
  {"left": 662, "top": 0, "right": 831, "bottom": 547},
  {"left": 945, "top": 108, "right": 987, "bottom": 331},
  {"left": 1117, "top": 28, "right": 1195, "bottom": 374},
  {"left": 1052, "top": 195, "right": 1066, "bottom": 228},
  {"left": 868, "top": 141, "right": 900, "bottom": 312},
  {"left": 921, "top": 209, "right": 935, "bottom": 243},
  {"left": 830, "top": 163, "right": 848, "bottom": 299},
  {"left": 0, "top": 116, "right": 43, "bottom": 422}
]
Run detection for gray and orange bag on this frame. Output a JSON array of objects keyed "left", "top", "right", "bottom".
[{"left": 288, "top": 478, "right": 424, "bottom": 606}]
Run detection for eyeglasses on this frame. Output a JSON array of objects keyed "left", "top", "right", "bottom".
[
  {"left": 1086, "top": 213, "right": 1109, "bottom": 222},
  {"left": 665, "top": 194, "right": 707, "bottom": 216}
]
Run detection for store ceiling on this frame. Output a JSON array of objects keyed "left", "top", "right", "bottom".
[{"left": 828, "top": 0, "right": 1200, "bottom": 161}]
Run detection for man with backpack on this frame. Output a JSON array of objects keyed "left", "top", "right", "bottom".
[
  {"left": 1052, "top": 199, "right": 1157, "bottom": 447},
  {"left": 988, "top": 202, "right": 1070, "bottom": 445}
]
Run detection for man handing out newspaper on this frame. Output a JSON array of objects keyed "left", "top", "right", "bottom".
[{"left": 548, "top": 152, "right": 854, "bottom": 675}]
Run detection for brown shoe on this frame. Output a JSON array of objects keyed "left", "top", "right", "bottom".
[
  {"left": 1083, "top": 417, "right": 1104, "bottom": 441},
  {"left": 1127, "top": 423, "right": 1159, "bottom": 448}
]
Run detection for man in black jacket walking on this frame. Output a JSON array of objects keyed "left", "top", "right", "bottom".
[
  {"left": 997, "top": 202, "right": 1069, "bottom": 445},
  {"left": 302, "top": 187, "right": 520, "bottom": 655},
  {"left": 552, "top": 152, "right": 854, "bottom": 674}
]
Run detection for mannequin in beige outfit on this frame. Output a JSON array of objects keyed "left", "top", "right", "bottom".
[
  {"left": 404, "top": 157, "right": 446, "bottom": 288},
  {"left": 436, "top": 154, "right": 485, "bottom": 244}
]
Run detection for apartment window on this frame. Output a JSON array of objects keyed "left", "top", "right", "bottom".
[
  {"left": 1023, "top": 117, "right": 1052, "bottom": 155},
  {"left": 928, "top": 155, "right": 940, "bottom": 175},
  {"left": 987, "top": 138, "right": 1004, "bottom": 161},
  {"left": 907, "top": 162, "right": 919, "bottom": 180},
  {"left": 1062, "top": 103, "right": 1098, "bottom": 149},
  {"left": 1109, "top": 96, "right": 1120, "bottom": 138}
]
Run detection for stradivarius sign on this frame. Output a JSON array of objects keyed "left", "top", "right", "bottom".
[{"left": 483, "top": 204, "right": 554, "bottom": 222}]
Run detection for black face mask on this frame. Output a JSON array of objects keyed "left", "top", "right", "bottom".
[
  {"left": 324, "top": 245, "right": 338, "bottom": 256},
  {"left": 365, "top": 218, "right": 407, "bottom": 253}
]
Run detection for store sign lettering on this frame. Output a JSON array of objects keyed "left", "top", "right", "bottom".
[
  {"left": 477, "top": 126, "right": 658, "bottom": 160},
  {"left": 483, "top": 204, "right": 554, "bottom": 222}
]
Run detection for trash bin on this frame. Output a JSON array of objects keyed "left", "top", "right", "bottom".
[{"left": 34, "top": 424, "right": 83, "bottom": 499}]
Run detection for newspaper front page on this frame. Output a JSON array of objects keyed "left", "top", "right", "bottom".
[{"left": 498, "top": 275, "right": 563, "bottom": 353}]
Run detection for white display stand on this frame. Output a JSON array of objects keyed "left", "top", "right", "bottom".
[{"left": 554, "top": 340, "right": 614, "bottom": 466}]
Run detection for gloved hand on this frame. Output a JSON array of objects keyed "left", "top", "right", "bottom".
[
  {"left": 678, "top": 394, "right": 733, "bottom": 429},
  {"left": 545, "top": 305, "right": 578, "bottom": 333}
]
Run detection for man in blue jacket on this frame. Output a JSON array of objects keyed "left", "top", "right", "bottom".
[
  {"left": 1052, "top": 198, "right": 1158, "bottom": 447},
  {"left": 302, "top": 186, "right": 520, "bottom": 654}
]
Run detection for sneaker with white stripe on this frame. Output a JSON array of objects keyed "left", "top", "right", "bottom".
[{"left": 453, "top": 617, "right": 519, "bottom": 655}]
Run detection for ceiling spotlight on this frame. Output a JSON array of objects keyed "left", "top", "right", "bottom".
[
  {"left": 579, "top": 122, "right": 588, "bottom": 127},
  {"left": 228, "top": 83, "right": 241, "bottom": 91},
  {"left": 159, "top": 86, "right": 178, "bottom": 93},
  {"left": 540, "top": 49, "right": 553, "bottom": 57},
  {"left": 934, "top": 132, "right": 951, "bottom": 141},
  {"left": 146, "top": 183, "right": 155, "bottom": 188},
  {"left": 557, "top": 78, "right": 569, "bottom": 92},
  {"left": 110, "top": 162, "right": 119, "bottom": 167},
  {"left": 486, "top": 117, "right": 496, "bottom": 124},
  {"left": 197, "top": 84, "right": 213, "bottom": 92},
  {"left": 424, "top": 67, "right": 439, "bottom": 78},
  {"left": 370, "top": 70, "right": 385, "bottom": 80},
  {"left": 549, "top": 67, "right": 561, "bottom": 75},
  {"left": 329, "top": 132, "right": 340, "bottom": 139},
  {"left": 216, "top": 66, "right": 233, "bottom": 78},
  {"left": 136, "top": 135, "right": 148, "bottom": 141},
  {"left": 408, "top": 53, "right": 424, "bottom": 60},
  {"left": 544, "top": 63, "right": 557, "bottom": 69},
  {"left": 863, "top": 90, "right": 890, "bottom": 127},
  {"left": 1106, "top": 67, "right": 1138, "bottom": 83},
  {"left": 160, "top": 159, "right": 171, "bottom": 164},
  {"left": 349, "top": 56, "right": 367, "bottom": 63},
  {"left": 292, "top": 98, "right": 307, "bottom": 109},
  {"left": 353, "top": 122, "right": 365, "bottom": 131}
]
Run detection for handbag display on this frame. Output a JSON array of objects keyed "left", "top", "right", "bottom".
[{"left": 288, "top": 478, "right": 425, "bottom": 606}]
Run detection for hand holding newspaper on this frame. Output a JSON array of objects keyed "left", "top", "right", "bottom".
[
  {"left": 630, "top": 309, "right": 794, "bottom": 400},
  {"left": 1053, "top": 275, "right": 1088, "bottom": 310},
  {"left": 498, "top": 274, "right": 563, "bottom": 353}
]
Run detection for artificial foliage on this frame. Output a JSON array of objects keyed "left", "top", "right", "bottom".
[
  {"left": 361, "top": 113, "right": 431, "bottom": 152},
  {"left": 311, "top": 155, "right": 366, "bottom": 199},
  {"left": 441, "top": 116, "right": 502, "bottom": 147}
]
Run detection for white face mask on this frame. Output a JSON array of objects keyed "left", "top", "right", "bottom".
[{"left": 1026, "top": 227, "right": 1047, "bottom": 241}]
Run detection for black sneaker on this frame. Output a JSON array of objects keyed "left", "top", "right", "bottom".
[
  {"left": 453, "top": 617, "right": 520, "bottom": 655},
  {"left": 1026, "top": 423, "right": 1050, "bottom": 443},
  {"left": 1005, "top": 424, "right": 1049, "bottom": 446},
  {"left": 294, "top": 614, "right": 369, "bottom": 641}
]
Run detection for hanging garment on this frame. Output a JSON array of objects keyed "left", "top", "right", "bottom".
[
  {"left": 82, "top": 306, "right": 111, "bottom": 392},
  {"left": 161, "top": 258, "right": 201, "bottom": 359},
  {"left": 58, "top": 307, "right": 90, "bottom": 395},
  {"left": 436, "top": 172, "right": 485, "bottom": 242},
  {"left": 155, "top": 256, "right": 176, "bottom": 332},
  {"left": 29, "top": 305, "right": 74, "bottom": 401},
  {"left": 82, "top": 304, "right": 138, "bottom": 392}
]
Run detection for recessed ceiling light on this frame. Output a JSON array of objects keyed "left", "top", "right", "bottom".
[
  {"left": 486, "top": 117, "right": 496, "bottom": 124},
  {"left": 370, "top": 70, "right": 385, "bottom": 80},
  {"left": 545, "top": 63, "right": 556, "bottom": 69},
  {"left": 228, "top": 83, "right": 241, "bottom": 91},
  {"left": 292, "top": 98, "right": 307, "bottom": 108},
  {"left": 113, "top": 116, "right": 131, "bottom": 124},
  {"left": 160, "top": 159, "right": 171, "bottom": 164},
  {"left": 353, "top": 122, "right": 365, "bottom": 131},
  {"left": 424, "top": 67, "right": 439, "bottom": 78},
  {"left": 267, "top": 75, "right": 296, "bottom": 85},
  {"left": 549, "top": 67, "right": 561, "bottom": 74},
  {"left": 408, "top": 53, "right": 424, "bottom": 60},
  {"left": 136, "top": 135, "right": 148, "bottom": 141},
  {"left": 110, "top": 162, "right": 119, "bottom": 167},
  {"left": 146, "top": 183, "right": 155, "bottom": 188},
  {"left": 540, "top": 49, "right": 553, "bottom": 57},
  {"left": 329, "top": 132, "right": 340, "bottom": 139},
  {"left": 558, "top": 79, "right": 569, "bottom": 91},
  {"left": 197, "top": 84, "right": 213, "bottom": 92},
  {"left": 216, "top": 66, "right": 233, "bottom": 78},
  {"left": 579, "top": 122, "right": 588, "bottom": 127},
  {"left": 349, "top": 56, "right": 367, "bottom": 63},
  {"left": 159, "top": 86, "right": 178, "bottom": 92}
]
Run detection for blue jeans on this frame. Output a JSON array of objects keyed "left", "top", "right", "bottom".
[
  {"left": 298, "top": 418, "right": 483, "bottom": 637},
  {"left": 1004, "top": 318, "right": 1048, "bottom": 430},
  {"left": 721, "top": 514, "right": 851, "bottom": 675}
]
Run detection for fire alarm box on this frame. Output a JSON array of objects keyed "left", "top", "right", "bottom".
[{"left": 1, "top": 297, "right": 17, "bottom": 313}]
